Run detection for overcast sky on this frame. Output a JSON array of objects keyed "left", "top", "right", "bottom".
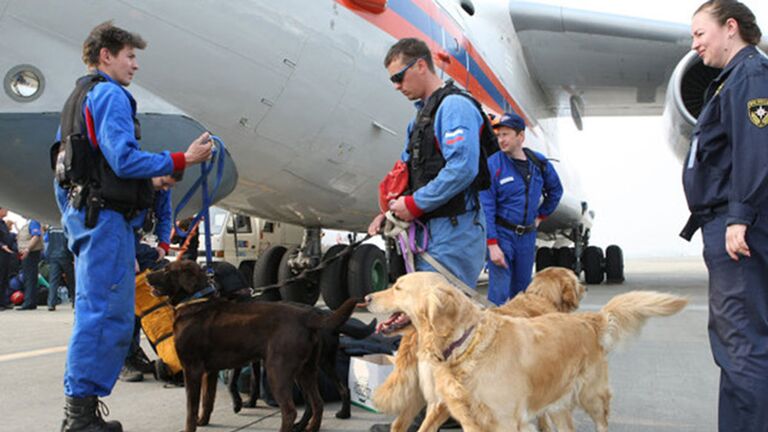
[{"left": 550, "top": 0, "right": 767, "bottom": 258}]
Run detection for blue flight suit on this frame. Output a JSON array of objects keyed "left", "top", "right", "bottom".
[
  {"left": 54, "top": 71, "right": 186, "bottom": 398},
  {"left": 134, "top": 189, "right": 173, "bottom": 272},
  {"left": 480, "top": 150, "right": 562, "bottom": 305},
  {"left": 402, "top": 95, "right": 486, "bottom": 288},
  {"left": 682, "top": 45, "right": 768, "bottom": 432}
]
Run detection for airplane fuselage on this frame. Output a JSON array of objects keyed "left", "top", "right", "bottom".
[{"left": 0, "top": 0, "right": 587, "bottom": 233}]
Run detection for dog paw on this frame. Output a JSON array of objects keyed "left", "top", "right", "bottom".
[
  {"left": 335, "top": 409, "right": 351, "bottom": 419},
  {"left": 243, "top": 398, "right": 257, "bottom": 408},
  {"left": 232, "top": 399, "right": 242, "bottom": 413},
  {"left": 197, "top": 416, "right": 210, "bottom": 426}
]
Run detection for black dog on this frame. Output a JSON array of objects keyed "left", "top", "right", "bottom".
[
  {"left": 208, "top": 261, "right": 375, "bottom": 425},
  {"left": 147, "top": 260, "right": 358, "bottom": 432}
]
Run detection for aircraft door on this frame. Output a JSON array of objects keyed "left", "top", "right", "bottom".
[{"left": 433, "top": 0, "right": 473, "bottom": 88}]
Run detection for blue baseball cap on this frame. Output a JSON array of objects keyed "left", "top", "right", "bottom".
[{"left": 493, "top": 112, "right": 526, "bottom": 131}]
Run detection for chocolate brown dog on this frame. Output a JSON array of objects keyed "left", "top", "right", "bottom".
[{"left": 147, "top": 260, "right": 358, "bottom": 432}]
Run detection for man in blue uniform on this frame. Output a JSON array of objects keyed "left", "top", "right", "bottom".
[
  {"left": 368, "top": 38, "right": 486, "bottom": 289},
  {"left": 683, "top": 1, "right": 768, "bottom": 430},
  {"left": 480, "top": 113, "right": 562, "bottom": 305},
  {"left": 55, "top": 22, "right": 212, "bottom": 431},
  {"left": 121, "top": 172, "right": 179, "bottom": 383},
  {"left": 15, "top": 219, "right": 43, "bottom": 310},
  {"left": 368, "top": 37, "right": 487, "bottom": 432}
]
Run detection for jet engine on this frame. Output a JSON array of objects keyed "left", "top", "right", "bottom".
[{"left": 661, "top": 51, "right": 721, "bottom": 163}]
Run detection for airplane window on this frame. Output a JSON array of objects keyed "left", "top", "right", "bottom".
[
  {"left": 4, "top": 65, "right": 45, "bottom": 102},
  {"left": 460, "top": 0, "right": 475, "bottom": 16}
]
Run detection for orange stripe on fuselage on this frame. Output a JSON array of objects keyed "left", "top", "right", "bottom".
[{"left": 338, "top": 0, "right": 531, "bottom": 127}]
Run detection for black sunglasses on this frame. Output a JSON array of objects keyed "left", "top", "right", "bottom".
[{"left": 389, "top": 57, "right": 423, "bottom": 84}]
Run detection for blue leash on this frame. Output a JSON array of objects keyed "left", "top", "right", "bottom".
[{"left": 173, "top": 135, "right": 227, "bottom": 277}]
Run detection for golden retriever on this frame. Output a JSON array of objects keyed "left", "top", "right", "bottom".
[
  {"left": 372, "top": 267, "right": 584, "bottom": 431},
  {"left": 367, "top": 272, "right": 687, "bottom": 432}
]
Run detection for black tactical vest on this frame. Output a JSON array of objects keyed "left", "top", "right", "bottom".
[
  {"left": 51, "top": 73, "right": 154, "bottom": 216},
  {"left": 406, "top": 81, "right": 497, "bottom": 220}
]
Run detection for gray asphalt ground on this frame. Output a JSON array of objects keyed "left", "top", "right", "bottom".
[{"left": 0, "top": 257, "right": 717, "bottom": 431}]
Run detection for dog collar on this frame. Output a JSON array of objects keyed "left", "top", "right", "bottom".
[
  {"left": 442, "top": 325, "right": 476, "bottom": 360},
  {"left": 175, "top": 285, "right": 217, "bottom": 310}
]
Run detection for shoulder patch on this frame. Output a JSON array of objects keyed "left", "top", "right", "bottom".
[{"left": 748, "top": 99, "right": 768, "bottom": 128}]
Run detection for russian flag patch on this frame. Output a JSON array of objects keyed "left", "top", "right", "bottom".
[{"left": 444, "top": 128, "right": 465, "bottom": 145}]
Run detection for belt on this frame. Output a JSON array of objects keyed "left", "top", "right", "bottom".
[
  {"left": 495, "top": 216, "right": 536, "bottom": 235},
  {"left": 679, "top": 203, "right": 727, "bottom": 241}
]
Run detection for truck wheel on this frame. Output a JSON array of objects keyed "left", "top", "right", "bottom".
[
  {"left": 238, "top": 261, "right": 255, "bottom": 288},
  {"left": 554, "top": 247, "right": 576, "bottom": 270},
  {"left": 319, "top": 244, "right": 351, "bottom": 310},
  {"left": 347, "top": 244, "right": 387, "bottom": 300},
  {"left": 582, "top": 246, "right": 604, "bottom": 285},
  {"left": 605, "top": 245, "right": 625, "bottom": 283},
  {"left": 278, "top": 246, "right": 320, "bottom": 305},
  {"left": 535, "top": 247, "right": 553, "bottom": 272},
  {"left": 253, "top": 245, "right": 286, "bottom": 301}
]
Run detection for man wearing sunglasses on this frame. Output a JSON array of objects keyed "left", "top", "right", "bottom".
[{"left": 368, "top": 36, "right": 488, "bottom": 432}]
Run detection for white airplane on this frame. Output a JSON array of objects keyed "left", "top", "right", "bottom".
[{"left": 1, "top": 0, "right": 763, "bottom": 302}]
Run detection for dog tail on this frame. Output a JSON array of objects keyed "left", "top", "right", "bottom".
[
  {"left": 599, "top": 291, "right": 687, "bottom": 352},
  {"left": 316, "top": 298, "right": 359, "bottom": 331}
]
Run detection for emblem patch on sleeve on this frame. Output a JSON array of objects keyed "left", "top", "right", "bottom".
[{"left": 748, "top": 99, "right": 768, "bottom": 128}]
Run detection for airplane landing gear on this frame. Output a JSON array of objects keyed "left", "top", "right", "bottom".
[{"left": 535, "top": 225, "right": 624, "bottom": 285}]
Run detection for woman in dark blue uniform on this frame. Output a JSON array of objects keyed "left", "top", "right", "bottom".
[{"left": 683, "top": 1, "right": 768, "bottom": 430}]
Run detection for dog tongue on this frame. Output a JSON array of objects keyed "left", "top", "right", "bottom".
[{"left": 376, "top": 312, "right": 411, "bottom": 334}]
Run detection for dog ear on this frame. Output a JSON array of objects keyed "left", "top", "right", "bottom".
[
  {"left": 426, "top": 283, "right": 459, "bottom": 339},
  {"left": 561, "top": 277, "right": 581, "bottom": 312}
]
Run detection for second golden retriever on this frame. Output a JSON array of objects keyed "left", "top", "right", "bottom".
[
  {"left": 372, "top": 267, "right": 584, "bottom": 431},
  {"left": 368, "top": 272, "right": 687, "bottom": 432}
]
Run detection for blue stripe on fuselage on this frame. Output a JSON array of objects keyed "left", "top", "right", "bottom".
[{"left": 387, "top": 0, "right": 509, "bottom": 111}]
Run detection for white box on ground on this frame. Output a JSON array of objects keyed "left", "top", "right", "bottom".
[{"left": 348, "top": 354, "right": 395, "bottom": 412}]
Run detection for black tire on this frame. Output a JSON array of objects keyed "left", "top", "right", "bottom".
[
  {"left": 605, "top": 245, "right": 625, "bottom": 283},
  {"left": 554, "top": 247, "right": 576, "bottom": 270},
  {"left": 278, "top": 246, "right": 320, "bottom": 305},
  {"left": 535, "top": 247, "right": 554, "bottom": 272},
  {"left": 582, "top": 246, "right": 604, "bottom": 284},
  {"left": 347, "top": 244, "right": 387, "bottom": 300},
  {"left": 238, "top": 261, "right": 255, "bottom": 288},
  {"left": 319, "top": 244, "right": 351, "bottom": 310},
  {"left": 253, "top": 245, "right": 286, "bottom": 301}
]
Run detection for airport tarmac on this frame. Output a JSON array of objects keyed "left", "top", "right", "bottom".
[{"left": 0, "top": 257, "right": 717, "bottom": 431}]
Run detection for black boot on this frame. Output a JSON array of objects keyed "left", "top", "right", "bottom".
[{"left": 61, "top": 396, "right": 123, "bottom": 432}]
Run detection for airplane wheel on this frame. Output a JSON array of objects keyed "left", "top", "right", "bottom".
[
  {"left": 278, "top": 246, "right": 320, "bottom": 305},
  {"left": 554, "top": 247, "right": 576, "bottom": 270},
  {"left": 253, "top": 245, "right": 286, "bottom": 301},
  {"left": 319, "top": 244, "right": 351, "bottom": 310},
  {"left": 605, "top": 245, "right": 625, "bottom": 283},
  {"left": 535, "top": 247, "right": 554, "bottom": 272},
  {"left": 582, "top": 246, "right": 604, "bottom": 284},
  {"left": 347, "top": 244, "right": 387, "bottom": 300}
]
